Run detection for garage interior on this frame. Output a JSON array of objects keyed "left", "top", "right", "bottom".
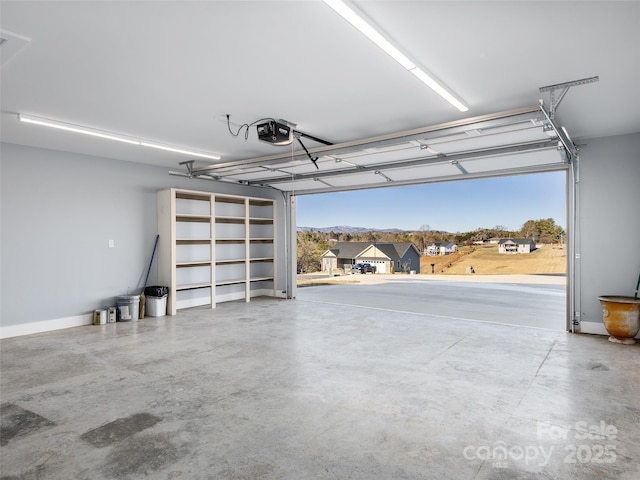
[{"left": 1, "top": 1, "right": 639, "bottom": 479}]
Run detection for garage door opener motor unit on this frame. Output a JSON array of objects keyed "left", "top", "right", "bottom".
[{"left": 256, "top": 120, "right": 293, "bottom": 146}]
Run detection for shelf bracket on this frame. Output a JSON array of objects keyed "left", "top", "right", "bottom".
[{"left": 539, "top": 76, "right": 599, "bottom": 119}]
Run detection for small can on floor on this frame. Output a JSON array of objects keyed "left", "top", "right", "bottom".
[{"left": 93, "top": 309, "right": 107, "bottom": 325}]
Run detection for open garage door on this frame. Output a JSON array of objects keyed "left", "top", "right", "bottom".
[
  {"left": 187, "top": 105, "right": 575, "bottom": 195},
  {"left": 182, "top": 104, "right": 575, "bottom": 331}
]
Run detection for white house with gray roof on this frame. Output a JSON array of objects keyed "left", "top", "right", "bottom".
[
  {"left": 321, "top": 242, "right": 421, "bottom": 274},
  {"left": 426, "top": 242, "right": 458, "bottom": 256}
]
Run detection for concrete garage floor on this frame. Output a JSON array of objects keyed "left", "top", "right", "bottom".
[
  {"left": 1, "top": 281, "right": 640, "bottom": 479},
  {"left": 298, "top": 274, "right": 568, "bottom": 330}
]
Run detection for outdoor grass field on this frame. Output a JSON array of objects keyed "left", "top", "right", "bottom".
[
  {"left": 420, "top": 244, "right": 567, "bottom": 276},
  {"left": 297, "top": 243, "right": 567, "bottom": 286}
]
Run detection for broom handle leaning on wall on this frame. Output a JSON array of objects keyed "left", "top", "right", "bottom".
[
  {"left": 140, "top": 234, "right": 160, "bottom": 319},
  {"left": 144, "top": 234, "right": 160, "bottom": 290}
]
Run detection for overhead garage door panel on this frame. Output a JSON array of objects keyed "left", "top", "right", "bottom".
[
  {"left": 322, "top": 173, "right": 390, "bottom": 188},
  {"left": 386, "top": 163, "right": 463, "bottom": 182},
  {"left": 337, "top": 144, "right": 435, "bottom": 165},
  {"left": 462, "top": 149, "right": 563, "bottom": 174},
  {"left": 270, "top": 179, "right": 327, "bottom": 192},
  {"left": 429, "top": 126, "right": 549, "bottom": 155},
  {"left": 189, "top": 105, "right": 574, "bottom": 195}
]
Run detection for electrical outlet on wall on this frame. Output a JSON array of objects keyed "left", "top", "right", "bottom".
[{"left": 108, "top": 240, "right": 115, "bottom": 248}]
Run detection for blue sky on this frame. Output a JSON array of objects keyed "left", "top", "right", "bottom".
[{"left": 296, "top": 171, "right": 567, "bottom": 233}]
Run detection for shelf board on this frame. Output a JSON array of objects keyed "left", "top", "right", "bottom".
[
  {"left": 215, "top": 278, "right": 246, "bottom": 286},
  {"left": 177, "top": 237, "right": 211, "bottom": 243},
  {"left": 176, "top": 282, "right": 212, "bottom": 291},
  {"left": 216, "top": 259, "right": 246, "bottom": 265},
  {"left": 176, "top": 261, "right": 212, "bottom": 267},
  {"left": 176, "top": 214, "right": 211, "bottom": 223},
  {"left": 250, "top": 238, "right": 274, "bottom": 243},
  {"left": 176, "top": 192, "right": 211, "bottom": 202},
  {"left": 249, "top": 217, "right": 273, "bottom": 224},
  {"left": 249, "top": 199, "right": 273, "bottom": 207},
  {"left": 215, "top": 216, "right": 245, "bottom": 224},
  {"left": 216, "top": 238, "right": 246, "bottom": 243},
  {"left": 250, "top": 276, "right": 274, "bottom": 283},
  {"left": 250, "top": 257, "right": 274, "bottom": 262},
  {"left": 215, "top": 196, "right": 245, "bottom": 205},
  {"left": 176, "top": 239, "right": 211, "bottom": 245}
]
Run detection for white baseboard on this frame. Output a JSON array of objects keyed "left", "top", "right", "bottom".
[
  {"left": 578, "top": 321, "right": 640, "bottom": 338},
  {"left": 0, "top": 314, "right": 93, "bottom": 339},
  {"left": 176, "top": 296, "right": 212, "bottom": 310}
]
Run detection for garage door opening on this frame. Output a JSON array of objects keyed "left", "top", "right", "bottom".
[
  {"left": 295, "top": 171, "right": 568, "bottom": 331},
  {"left": 187, "top": 105, "right": 576, "bottom": 331}
]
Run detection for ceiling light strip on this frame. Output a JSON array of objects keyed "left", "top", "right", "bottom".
[
  {"left": 17, "top": 114, "right": 140, "bottom": 145},
  {"left": 408, "top": 68, "right": 468, "bottom": 113},
  {"left": 17, "top": 114, "right": 221, "bottom": 160},
  {"left": 322, "top": 0, "right": 468, "bottom": 112},
  {"left": 138, "top": 142, "right": 219, "bottom": 160}
]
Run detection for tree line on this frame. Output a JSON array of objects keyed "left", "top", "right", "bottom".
[{"left": 297, "top": 218, "right": 565, "bottom": 273}]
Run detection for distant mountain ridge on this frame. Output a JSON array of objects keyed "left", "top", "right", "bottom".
[{"left": 297, "top": 225, "right": 408, "bottom": 233}]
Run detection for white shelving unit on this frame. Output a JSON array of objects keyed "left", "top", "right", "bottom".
[{"left": 157, "top": 188, "right": 276, "bottom": 315}]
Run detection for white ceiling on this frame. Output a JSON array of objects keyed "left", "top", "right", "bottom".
[{"left": 1, "top": 1, "right": 639, "bottom": 189}]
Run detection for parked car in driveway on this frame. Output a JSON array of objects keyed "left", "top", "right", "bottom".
[{"left": 351, "top": 263, "right": 377, "bottom": 274}]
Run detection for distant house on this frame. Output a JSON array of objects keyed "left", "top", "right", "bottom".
[
  {"left": 321, "top": 242, "right": 421, "bottom": 273},
  {"left": 498, "top": 238, "right": 536, "bottom": 254},
  {"left": 426, "top": 242, "right": 457, "bottom": 256}
]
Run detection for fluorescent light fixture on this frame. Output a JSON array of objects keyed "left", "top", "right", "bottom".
[
  {"left": 322, "top": 0, "right": 415, "bottom": 70},
  {"left": 322, "top": 0, "right": 468, "bottom": 112},
  {"left": 18, "top": 114, "right": 140, "bottom": 145},
  {"left": 407, "top": 67, "right": 468, "bottom": 113},
  {"left": 138, "top": 142, "right": 219, "bottom": 160},
  {"left": 17, "top": 113, "right": 221, "bottom": 160}
]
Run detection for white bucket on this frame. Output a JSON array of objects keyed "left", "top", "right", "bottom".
[{"left": 117, "top": 295, "right": 140, "bottom": 322}]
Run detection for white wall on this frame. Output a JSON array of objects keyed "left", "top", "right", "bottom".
[
  {"left": 575, "top": 132, "right": 640, "bottom": 334},
  {"left": 2, "top": 132, "right": 638, "bottom": 337},
  {"left": 0, "top": 143, "right": 288, "bottom": 337}
]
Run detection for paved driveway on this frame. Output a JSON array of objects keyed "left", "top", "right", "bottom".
[{"left": 297, "top": 275, "right": 567, "bottom": 331}]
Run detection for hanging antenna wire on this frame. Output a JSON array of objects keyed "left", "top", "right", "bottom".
[{"left": 226, "top": 115, "right": 278, "bottom": 141}]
